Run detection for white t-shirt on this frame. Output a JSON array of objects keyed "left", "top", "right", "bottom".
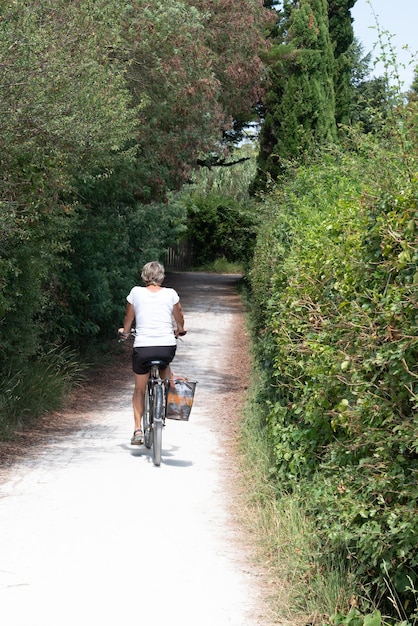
[{"left": 127, "top": 286, "right": 179, "bottom": 347}]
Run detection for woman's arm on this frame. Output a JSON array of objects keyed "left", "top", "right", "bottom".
[
  {"left": 118, "top": 302, "right": 135, "bottom": 337},
  {"left": 173, "top": 301, "right": 185, "bottom": 335}
]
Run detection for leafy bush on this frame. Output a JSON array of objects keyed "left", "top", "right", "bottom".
[
  {"left": 0, "top": 347, "right": 85, "bottom": 438},
  {"left": 0, "top": 0, "right": 137, "bottom": 374},
  {"left": 249, "top": 139, "right": 418, "bottom": 619},
  {"left": 183, "top": 192, "right": 258, "bottom": 267},
  {"left": 50, "top": 165, "right": 188, "bottom": 347}
]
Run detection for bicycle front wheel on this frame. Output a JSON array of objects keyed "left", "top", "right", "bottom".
[
  {"left": 152, "top": 385, "right": 164, "bottom": 466},
  {"left": 143, "top": 387, "right": 153, "bottom": 449}
]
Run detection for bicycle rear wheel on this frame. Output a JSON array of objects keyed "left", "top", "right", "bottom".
[
  {"left": 143, "top": 386, "right": 153, "bottom": 449},
  {"left": 152, "top": 385, "right": 164, "bottom": 466}
]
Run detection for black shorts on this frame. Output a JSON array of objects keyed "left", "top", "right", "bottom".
[{"left": 132, "top": 346, "right": 177, "bottom": 375}]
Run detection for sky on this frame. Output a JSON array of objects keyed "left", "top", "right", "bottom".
[{"left": 351, "top": 0, "right": 418, "bottom": 89}]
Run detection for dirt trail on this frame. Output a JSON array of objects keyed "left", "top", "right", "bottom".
[{"left": 0, "top": 272, "right": 270, "bottom": 626}]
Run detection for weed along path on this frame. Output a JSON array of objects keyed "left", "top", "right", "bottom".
[{"left": 0, "top": 272, "right": 269, "bottom": 626}]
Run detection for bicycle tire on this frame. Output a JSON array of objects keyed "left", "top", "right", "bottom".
[
  {"left": 152, "top": 385, "right": 164, "bottom": 466},
  {"left": 143, "top": 386, "right": 153, "bottom": 449}
]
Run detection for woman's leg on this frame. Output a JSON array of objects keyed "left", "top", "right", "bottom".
[
  {"left": 159, "top": 365, "right": 172, "bottom": 381},
  {"left": 132, "top": 372, "right": 149, "bottom": 432}
]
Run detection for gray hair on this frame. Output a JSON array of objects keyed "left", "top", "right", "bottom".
[{"left": 141, "top": 261, "right": 165, "bottom": 286}]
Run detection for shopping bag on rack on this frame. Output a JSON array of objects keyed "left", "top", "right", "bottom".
[{"left": 166, "top": 378, "right": 197, "bottom": 420}]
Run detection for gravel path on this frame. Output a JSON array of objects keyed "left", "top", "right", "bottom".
[{"left": 0, "top": 272, "right": 268, "bottom": 626}]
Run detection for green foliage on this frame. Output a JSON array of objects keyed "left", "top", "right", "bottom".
[
  {"left": 120, "top": 0, "right": 221, "bottom": 197},
  {"left": 193, "top": 145, "right": 258, "bottom": 201},
  {"left": 330, "top": 597, "right": 418, "bottom": 626},
  {"left": 0, "top": 0, "right": 137, "bottom": 369},
  {"left": 410, "top": 66, "right": 418, "bottom": 98},
  {"left": 0, "top": 0, "right": 270, "bottom": 429},
  {"left": 120, "top": 0, "right": 273, "bottom": 197},
  {"left": 200, "top": 258, "right": 244, "bottom": 274},
  {"left": 182, "top": 192, "right": 258, "bottom": 267},
  {"left": 55, "top": 176, "right": 188, "bottom": 345},
  {"left": 254, "top": 0, "right": 338, "bottom": 190},
  {"left": 328, "top": 0, "right": 356, "bottom": 125},
  {"left": 238, "top": 369, "right": 360, "bottom": 622},
  {"left": 0, "top": 200, "right": 76, "bottom": 372},
  {"left": 188, "top": 0, "right": 274, "bottom": 120},
  {"left": 0, "top": 347, "right": 85, "bottom": 438},
  {"left": 249, "top": 120, "right": 418, "bottom": 619},
  {"left": 330, "top": 608, "right": 384, "bottom": 626}
]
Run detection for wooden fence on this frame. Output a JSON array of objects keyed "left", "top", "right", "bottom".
[{"left": 165, "top": 240, "right": 194, "bottom": 271}]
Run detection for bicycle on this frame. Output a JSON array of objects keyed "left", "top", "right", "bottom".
[
  {"left": 142, "top": 358, "right": 168, "bottom": 466},
  {"left": 119, "top": 328, "right": 186, "bottom": 466}
]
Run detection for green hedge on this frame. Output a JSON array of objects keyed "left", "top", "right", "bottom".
[
  {"left": 183, "top": 191, "right": 258, "bottom": 267},
  {"left": 249, "top": 143, "right": 418, "bottom": 618}
]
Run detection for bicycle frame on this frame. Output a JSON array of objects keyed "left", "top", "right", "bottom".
[{"left": 143, "top": 361, "right": 169, "bottom": 466}]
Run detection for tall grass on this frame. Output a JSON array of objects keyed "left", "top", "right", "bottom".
[
  {"left": 196, "top": 257, "right": 245, "bottom": 274},
  {"left": 238, "top": 370, "right": 358, "bottom": 625},
  {"left": 0, "top": 346, "right": 85, "bottom": 438}
]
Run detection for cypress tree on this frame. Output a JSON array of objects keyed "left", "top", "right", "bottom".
[
  {"left": 328, "top": 0, "right": 357, "bottom": 125},
  {"left": 255, "top": 0, "right": 337, "bottom": 189}
]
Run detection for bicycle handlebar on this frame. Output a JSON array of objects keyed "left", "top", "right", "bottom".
[{"left": 118, "top": 328, "right": 187, "bottom": 341}]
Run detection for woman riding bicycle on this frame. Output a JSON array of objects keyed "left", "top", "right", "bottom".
[{"left": 118, "top": 261, "right": 186, "bottom": 445}]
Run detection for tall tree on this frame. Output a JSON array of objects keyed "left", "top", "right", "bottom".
[
  {"left": 346, "top": 39, "right": 392, "bottom": 132},
  {"left": 120, "top": 0, "right": 273, "bottom": 197},
  {"left": 254, "top": 0, "right": 337, "bottom": 189},
  {"left": 0, "top": 0, "right": 274, "bottom": 373},
  {"left": 119, "top": 0, "right": 222, "bottom": 199},
  {"left": 0, "top": 0, "right": 137, "bottom": 370},
  {"left": 328, "top": 0, "right": 357, "bottom": 125},
  {"left": 189, "top": 0, "right": 273, "bottom": 120}
]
